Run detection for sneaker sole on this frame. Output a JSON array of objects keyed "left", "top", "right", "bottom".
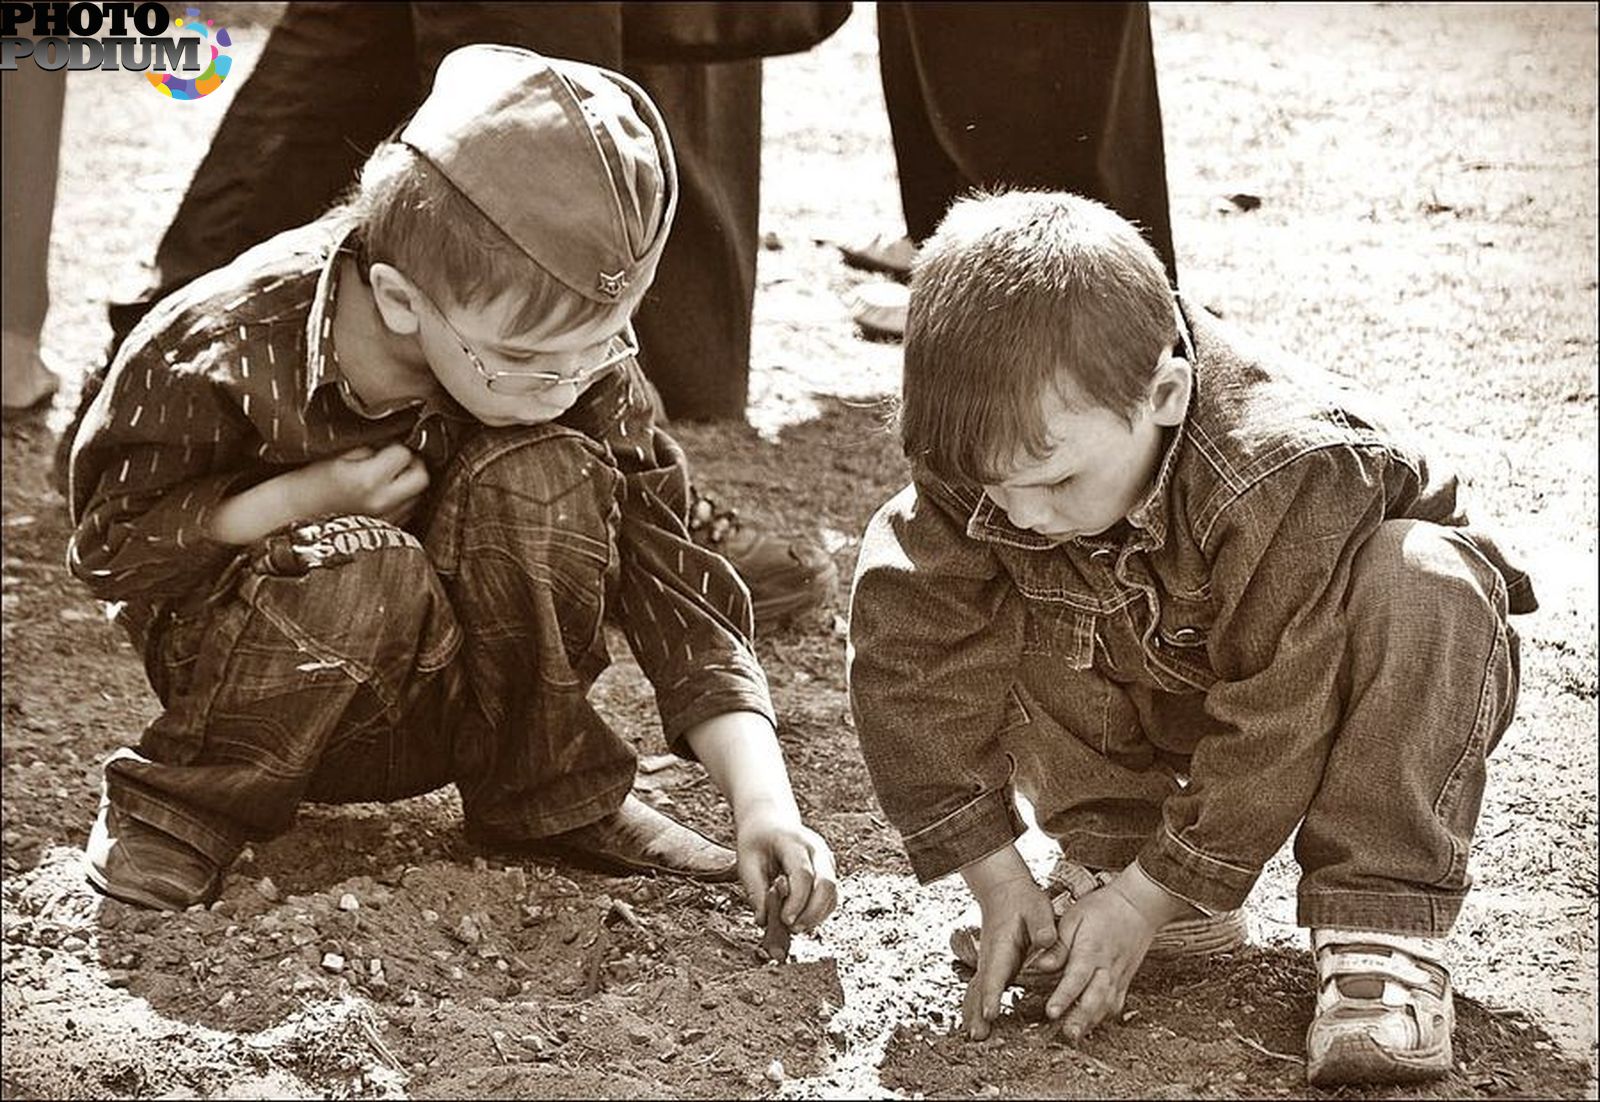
[{"left": 1306, "top": 1031, "right": 1453, "bottom": 1087}]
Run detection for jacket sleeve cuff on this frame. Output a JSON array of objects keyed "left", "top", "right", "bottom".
[
  {"left": 658, "top": 654, "right": 776, "bottom": 757},
  {"left": 902, "top": 787, "right": 1026, "bottom": 885},
  {"left": 1136, "top": 828, "right": 1261, "bottom": 916}
]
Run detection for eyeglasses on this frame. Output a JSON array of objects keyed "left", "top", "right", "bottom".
[{"left": 416, "top": 284, "right": 636, "bottom": 395}]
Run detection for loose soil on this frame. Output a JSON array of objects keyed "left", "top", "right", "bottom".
[{"left": 3, "top": 3, "right": 1596, "bottom": 1099}]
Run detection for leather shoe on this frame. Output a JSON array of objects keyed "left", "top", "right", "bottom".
[
  {"left": 83, "top": 796, "right": 223, "bottom": 911},
  {"left": 479, "top": 794, "right": 738, "bottom": 882}
]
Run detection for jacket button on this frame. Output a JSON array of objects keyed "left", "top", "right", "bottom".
[{"left": 1169, "top": 626, "right": 1205, "bottom": 647}]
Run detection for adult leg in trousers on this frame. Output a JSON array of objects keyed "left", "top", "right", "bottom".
[
  {"left": 2, "top": 51, "right": 66, "bottom": 412},
  {"left": 877, "top": 1, "right": 1176, "bottom": 283}
]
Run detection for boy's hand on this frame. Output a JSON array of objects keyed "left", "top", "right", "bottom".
[
  {"left": 303, "top": 444, "right": 429, "bottom": 524},
  {"left": 734, "top": 801, "right": 838, "bottom": 936},
  {"left": 1031, "top": 862, "right": 1196, "bottom": 1042},
  {"left": 961, "top": 871, "right": 1059, "bottom": 1041}
]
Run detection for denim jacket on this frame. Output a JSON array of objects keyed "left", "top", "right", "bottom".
[{"left": 847, "top": 299, "right": 1536, "bottom": 912}]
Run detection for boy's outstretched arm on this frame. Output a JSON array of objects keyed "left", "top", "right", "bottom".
[{"left": 683, "top": 710, "right": 838, "bottom": 933}]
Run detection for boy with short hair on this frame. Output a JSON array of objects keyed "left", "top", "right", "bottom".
[
  {"left": 847, "top": 190, "right": 1534, "bottom": 1085},
  {"left": 70, "top": 46, "right": 837, "bottom": 940}
]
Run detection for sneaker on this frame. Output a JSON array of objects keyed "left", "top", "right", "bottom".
[
  {"left": 1305, "top": 929, "right": 1455, "bottom": 1086},
  {"left": 838, "top": 233, "right": 917, "bottom": 280},
  {"left": 83, "top": 795, "right": 223, "bottom": 911},
  {"left": 687, "top": 492, "right": 838, "bottom": 630},
  {"left": 845, "top": 280, "right": 909, "bottom": 341},
  {"left": 949, "top": 859, "right": 1248, "bottom": 978},
  {"left": 471, "top": 793, "right": 739, "bottom": 882}
]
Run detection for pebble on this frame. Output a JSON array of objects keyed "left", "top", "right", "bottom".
[
  {"left": 321, "top": 952, "right": 346, "bottom": 974},
  {"left": 217, "top": 991, "right": 237, "bottom": 1009},
  {"left": 59, "top": 936, "right": 88, "bottom": 953},
  {"left": 338, "top": 894, "right": 359, "bottom": 912},
  {"left": 454, "top": 915, "right": 482, "bottom": 945},
  {"left": 628, "top": 1025, "right": 653, "bottom": 1045},
  {"left": 765, "top": 1059, "right": 786, "bottom": 1083},
  {"left": 1232, "top": 1072, "right": 1249, "bottom": 1084},
  {"left": 255, "top": 877, "right": 279, "bottom": 902},
  {"left": 421, "top": 909, "right": 440, "bottom": 924},
  {"left": 105, "top": 970, "right": 132, "bottom": 989},
  {"left": 680, "top": 1027, "right": 707, "bottom": 1044}
]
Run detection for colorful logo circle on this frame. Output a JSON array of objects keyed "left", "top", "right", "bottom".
[{"left": 147, "top": 8, "right": 231, "bottom": 100}]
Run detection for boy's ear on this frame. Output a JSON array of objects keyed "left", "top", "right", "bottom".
[
  {"left": 1147, "top": 354, "right": 1193, "bottom": 428},
  {"left": 368, "top": 262, "right": 424, "bottom": 337}
]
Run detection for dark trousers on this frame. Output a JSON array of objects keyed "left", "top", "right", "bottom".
[
  {"left": 106, "top": 426, "right": 640, "bottom": 865},
  {"left": 877, "top": 1, "right": 1177, "bottom": 284},
  {"left": 125, "top": 2, "right": 760, "bottom": 422}
]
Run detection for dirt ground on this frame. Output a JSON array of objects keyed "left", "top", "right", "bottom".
[{"left": 2, "top": 3, "right": 1596, "bottom": 1099}]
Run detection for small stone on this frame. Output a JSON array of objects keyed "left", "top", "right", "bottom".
[
  {"left": 628, "top": 1025, "right": 653, "bottom": 1045},
  {"left": 321, "top": 952, "right": 346, "bottom": 973},
  {"left": 1232, "top": 1071, "right": 1249, "bottom": 1084},
  {"left": 292, "top": 976, "right": 321, "bottom": 993},
  {"left": 454, "top": 915, "right": 482, "bottom": 945},
  {"left": 738, "top": 987, "right": 765, "bottom": 1006},
  {"left": 255, "top": 877, "right": 279, "bottom": 902},
  {"left": 105, "top": 970, "right": 132, "bottom": 989},
  {"left": 980, "top": 1086, "right": 1001, "bottom": 1099},
  {"left": 472, "top": 857, "right": 489, "bottom": 873},
  {"left": 421, "top": 909, "right": 440, "bottom": 923},
  {"left": 338, "top": 893, "right": 359, "bottom": 912},
  {"left": 59, "top": 936, "right": 88, "bottom": 953},
  {"left": 217, "top": 991, "right": 237, "bottom": 1009},
  {"left": 765, "top": 1058, "right": 785, "bottom": 1083},
  {"left": 680, "top": 1027, "right": 707, "bottom": 1044}
]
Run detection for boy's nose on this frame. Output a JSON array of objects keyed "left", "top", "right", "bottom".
[{"left": 990, "top": 488, "right": 1046, "bottom": 530}]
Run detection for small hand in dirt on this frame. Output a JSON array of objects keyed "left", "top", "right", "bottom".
[
  {"left": 734, "top": 807, "right": 838, "bottom": 939},
  {"left": 962, "top": 875, "right": 1058, "bottom": 1041},
  {"left": 1031, "top": 874, "right": 1168, "bottom": 1043}
]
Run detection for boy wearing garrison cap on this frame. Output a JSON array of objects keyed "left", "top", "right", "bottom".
[{"left": 70, "top": 47, "right": 838, "bottom": 936}]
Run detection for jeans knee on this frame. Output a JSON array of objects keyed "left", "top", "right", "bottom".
[
  {"left": 1349, "top": 520, "right": 1505, "bottom": 627},
  {"left": 246, "top": 517, "right": 458, "bottom": 675}
]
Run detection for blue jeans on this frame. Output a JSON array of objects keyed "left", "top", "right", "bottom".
[
  {"left": 999, "top": 520, "right": 1520, "bottom": 936},
  {"left": 104, "top": 425, "right": 640, "bottom": 867}
]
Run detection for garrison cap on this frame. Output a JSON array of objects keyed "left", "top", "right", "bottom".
[{"left": 400, "top": 44, "right": 676, "bottom": 307}]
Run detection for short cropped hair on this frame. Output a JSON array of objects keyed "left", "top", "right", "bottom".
[
  {"left": 345, "top": 142, "right": 623, "bottom": 337},
  {"left": 899, "top": 190, "right": 1178, "bottom": 485}
]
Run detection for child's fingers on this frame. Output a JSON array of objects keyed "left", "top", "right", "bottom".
[
  {"left": 337, "top": 445, "right": 377, "bottom": 462},
  {"left": 973, "top": 927, "right": 1022, "bottom": 1027},
  {"left": 1045, "top": 954, "right": 1097, "bottom": 1023},
  {"left": 791, "top": 851, "right": 838, "bottom": 931},
  {"left": 736, "top": 852, "right": 770, "bottom": 925},
  {"left": 1059, "top": 969, "right": 1117, "bottom": 1042},
  {"left": 962, "top": 972, "right": 992, "bottom": 1040}
]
